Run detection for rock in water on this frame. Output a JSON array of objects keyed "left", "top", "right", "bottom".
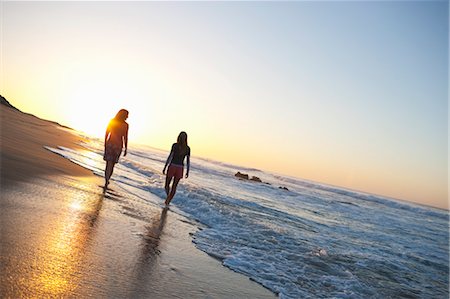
[
  {"left": 235, "top": 171, "right": 249, "bottom": 180},
  {"left": 250, "top": 176, "right": 262, "bottom": 182}
]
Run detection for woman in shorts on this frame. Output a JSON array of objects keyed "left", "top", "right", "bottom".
[
  {"left": 103, "top": 109, "right": 129, "bottom": 189},
  {"left": 162, "top": 131, "right": 190, "bottom": 205}
]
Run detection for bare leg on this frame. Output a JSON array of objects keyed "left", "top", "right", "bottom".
[
  {"left": 164, "top": 175, "right": 172, "bottom": 197},
  {"left": 104, "top": 161, "right": 115, "bottom": 188},
  {"left": 165, "top": 177, "right": 181, "bottom": 206}
]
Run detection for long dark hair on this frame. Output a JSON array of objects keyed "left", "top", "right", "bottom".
[
  {"left": 114, "top": 109, "right": 129, "bottom": 122},
  {"left": 177, "top": 131, "right": 188, "bottom": 155}
]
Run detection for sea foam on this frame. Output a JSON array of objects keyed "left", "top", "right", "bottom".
[{"left": 45, "top": 137, "right": 449, "bottom": 299}]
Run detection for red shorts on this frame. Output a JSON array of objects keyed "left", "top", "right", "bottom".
[
  {"left": 103, "top": 143, "right": 122, "bottom": 163},
  {"left": 167, "top": 164, "right": 183, "bottom": 180}
]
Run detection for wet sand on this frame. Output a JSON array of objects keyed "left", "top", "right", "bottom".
[{"left": 0, "top": 105, "right": 275, "bottom": 298}]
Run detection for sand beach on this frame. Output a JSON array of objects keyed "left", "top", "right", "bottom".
[{"left": 0, "top": 102, "right": 275, "bottom": 298}]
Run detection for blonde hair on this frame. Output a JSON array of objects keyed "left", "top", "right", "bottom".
[{"left": 114, "top": 109, "right": 129, "bottom": 122}]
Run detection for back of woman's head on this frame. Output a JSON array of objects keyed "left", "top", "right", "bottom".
[
  {"left": 177, "top": 131, "right": 188, "bottom": 153},
  {"left": 115, "top": 109, "right": 129, "bottom": 122}
]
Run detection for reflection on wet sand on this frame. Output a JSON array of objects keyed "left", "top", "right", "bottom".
[
  {"left": 129, "top": 207, "right": 169, "bottom": 296},
  {"left": 23, "top": 181, "right": 104, "bottom": 297},
  {"left": 142, "top": 207, "right": 168, "bottom": 258}
]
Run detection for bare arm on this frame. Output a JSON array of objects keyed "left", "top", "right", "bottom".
[
  {"left": 163, "top": 147, "right": 174, "bottom": 174},
  {"left": 185, "top": 154, "right": 190, "bottom": 178},
  {"left": 123, "top": 124, "right": 129, "bottom": 156},
  {"left": 104, "top": 125, "right": 111, "bottom": 147}
]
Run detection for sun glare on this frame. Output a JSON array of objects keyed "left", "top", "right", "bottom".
[{"left": 61, "top": 71, "right": 153, "bottom": 140}]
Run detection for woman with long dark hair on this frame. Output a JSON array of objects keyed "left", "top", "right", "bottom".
[
  {"left": 163, "top": 131, "right": 190, "bottom": 205},
  {"left": 103, "top": 109, "right": 129, "bottom": 189}
]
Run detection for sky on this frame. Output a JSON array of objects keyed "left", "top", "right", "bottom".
[{"left": 1, "top": 1, "right": 448, "bottom": 209}]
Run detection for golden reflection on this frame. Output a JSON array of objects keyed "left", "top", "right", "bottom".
[
  {"left": 27, "top": 183, "right": 104, "bottom": 297},
  {"left": 69, "top": 200, "right": 83, "bottom": 211}
]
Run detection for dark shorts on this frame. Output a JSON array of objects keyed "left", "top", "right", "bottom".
[
  {"left": 103, "top": 143, "right": 122, "bottom": 163},
  {"left": 167, "top": 164, "right": 183, "bottom": 180}
]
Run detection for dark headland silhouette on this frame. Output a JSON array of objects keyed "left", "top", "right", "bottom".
[{"left": 1, "top": 95, "right": 73, "bottom": 130}]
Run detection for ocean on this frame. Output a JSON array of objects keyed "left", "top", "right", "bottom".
[{"left": 46, "top": 136, "right": 449, "bottom": 299}]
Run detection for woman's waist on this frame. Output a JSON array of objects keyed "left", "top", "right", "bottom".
[
  {"left": 105, "top": 141, "right": 123, "bottom": 149},
  {"left": 169, "top": 163, "right": 184, "bottom": 168}
]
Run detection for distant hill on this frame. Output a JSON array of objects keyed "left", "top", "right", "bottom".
[
  {"left": 0, "top": 95, "right": 20, "bottom": 111},
  {"left": 0, "top": 95, "right": 73, "bottom": 130}
]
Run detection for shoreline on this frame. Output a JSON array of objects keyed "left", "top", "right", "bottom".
[{"left": 0, "top": 104, "right": 276, "bottom": 298}]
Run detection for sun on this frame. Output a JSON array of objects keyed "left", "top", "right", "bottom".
[
  {"left": 61, "top": 82, "right": 156, "bottom": 144},
  {"left": 62, "top": 84, "right": 127, "bottom": 138}
]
